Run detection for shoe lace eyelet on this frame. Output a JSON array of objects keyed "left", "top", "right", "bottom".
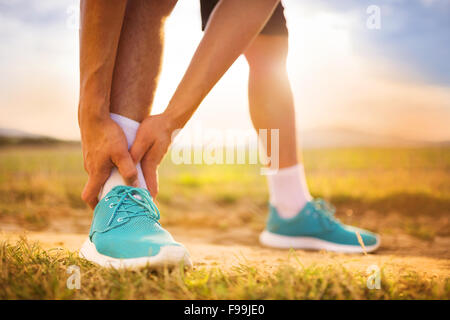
[
  {"left": 104, "top": 197, "right": 110, "bottom": 202},
  {"left": 109, "top": 203, "right": 116, "bottom": 208},
  {"left": 117, "top": 217, "right": 123, "bottom": 222}
]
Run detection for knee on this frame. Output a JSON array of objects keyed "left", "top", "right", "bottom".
[
  {"left": 145, "top": 0, "right": 177, "bottom": 20},
  {"left": 244, "top": 36, "right": 289, "bottom": 75},
  {"left": 159, "top": 0, "right": 177, "bottom": 17}
]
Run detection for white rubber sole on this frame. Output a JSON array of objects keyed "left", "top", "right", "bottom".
[
  {"left": 79, "top": 238, "right": 192, "bottom": 269},
  {"left": 259, "top": 231, "right": 381, "bottom": 253}
]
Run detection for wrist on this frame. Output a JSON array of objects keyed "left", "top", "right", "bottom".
[
  {"left": 78, "top": 110, "right": 110, "bottom": 143},
  {"left": 78, "top": 100, "right": 110, "bottom": 128},
  {"left": 157, "top": 111, "right": 178, "bottom": 140},
  {"left": 162, "top": 103, "right": 192, "bottom": 132}
]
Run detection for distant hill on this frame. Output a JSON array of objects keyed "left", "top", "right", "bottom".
[
  {"left": 0, "top": 126, "right": 447, "bottom": 148},
  {"left": 299, "top": 127, "right": 439, "bottom": 148},
  {"left": 0, "top": 128, "right": 78, "bottom": 147},
  {"left": 0, "top": 128, "right": 44, "bottom": 138}
]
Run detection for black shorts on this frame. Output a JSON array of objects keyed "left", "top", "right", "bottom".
[{"left": 200, "top": 0, "right": 288, "bottom": 36}]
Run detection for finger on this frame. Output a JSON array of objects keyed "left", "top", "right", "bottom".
[
  {"left": 82, "top": 172, "right": 109, "bottom": 209},
  {"left": 141, "top": 143, "right": 167, "bottom": 197},
  {"left": 142, "top": 160, "right": 159, "bottom": 198},
  {"left": 111, "top": 150, "right": 139, "bottom": 187},
  {"left": 130, "top": 130, "right": 152, "bottom": 164}
]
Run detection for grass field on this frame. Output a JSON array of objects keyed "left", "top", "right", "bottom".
[{"left": 0, "top": 145, "right": 449, "bottom": 299}]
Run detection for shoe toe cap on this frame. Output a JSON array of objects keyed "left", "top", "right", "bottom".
[
  {"left": 93, "top": 231, "right": 181, "bottom": 259},
  {"left": 352, "top": 227, "right": 380, "bottom": 247}
]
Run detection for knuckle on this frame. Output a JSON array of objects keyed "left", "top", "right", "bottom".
[
  {"left": 134, "top": 141, "right": 147, "bottom": 154},
  {"left": 111, "top": 150, "right": 124, "bottom": 162},
  {"left": 142, "top": 159, "right": 157, "bottom": 169},
  {"left": 91, "top": 171, "right": 106, "bottom": 182},
  {"left": 151, "top": 186, "right": 159, "bottom": 198},
  {"left": 81, "top": 190, "right": 90, "bottom": 203},
  {"left": 123, "top": 168, "right": 138, "bottom": 180}
]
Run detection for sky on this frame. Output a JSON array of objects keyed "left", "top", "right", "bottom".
[{"left": 0, "top": 0, "right": 449, "bottom": 142}]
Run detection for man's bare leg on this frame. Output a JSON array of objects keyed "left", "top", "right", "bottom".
[
  {"left": 244, "top": 35, "right": 312, "bottom": 218},
  {"left": 243, "top": 35, "right": 380, "bottom": 253},
  {"left": 244, "top": 35, "right": 297, "bottom": 168},
  {"left": 78, "top": 0, "right": 138, "bottom": 209},
  {"left": 100, "top": 0, "right": 177, "bottom": 198},
  {"left": 111, "top": 0, "right": 177, "bottom": 122}
]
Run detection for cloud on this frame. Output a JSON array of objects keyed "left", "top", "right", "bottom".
[
  {"left": 286, "top": 0, "right": 450, "bottom": 85},
  {"left": 0, "top": 0, "right": 79, "bottom": 139}
]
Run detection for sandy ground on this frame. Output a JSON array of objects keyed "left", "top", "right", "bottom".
[{"left": 1, "top": 226, "right": 449, "bottom": 278}]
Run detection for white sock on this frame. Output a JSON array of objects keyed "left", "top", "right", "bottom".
[
  {"left": 267, "top": 164, "right": 313, "bottom": 218},
  {"left": 98, "top": 113, "right": 147, "bottom": 200}
]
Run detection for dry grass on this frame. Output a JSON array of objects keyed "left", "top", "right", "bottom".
[{"left": 1, "top": 238, "right": 448, "bottom": 300}]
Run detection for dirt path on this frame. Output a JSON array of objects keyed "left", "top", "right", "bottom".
[{"left": 1, "top": 227, "right": 449, "bottom": 278}]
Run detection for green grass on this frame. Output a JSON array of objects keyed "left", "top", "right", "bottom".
[
  {"left": 1, "top": 239, "right": 448, "bottom": 300},
  {"left": 0, "top": 145, "right": 448, "bottom": 233}
]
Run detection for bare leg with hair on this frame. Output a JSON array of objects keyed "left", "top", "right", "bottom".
[
  {"left": 100, "top": 0, "right": 177, "bottom": 198},
  {"left": 111, "top": 0, "right": 177, "bottom": 122},
  {"left": 78, "top": 0, "right": 138, "bottom": 209}
]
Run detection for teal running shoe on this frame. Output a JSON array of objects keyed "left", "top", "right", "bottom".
[
  {"left": 79, "top": 186, "right": 192, "bottom": 269},
  {"left": 260, "top": 199, "right": 380, "bottom": 253}
]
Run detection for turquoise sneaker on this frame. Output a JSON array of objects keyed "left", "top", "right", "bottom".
[
  {"left": 79, "top": 186, "right": 192, "bottom": 269},
  {"left": 260, "top": 199, "right": 380, "bottom": 253}
]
